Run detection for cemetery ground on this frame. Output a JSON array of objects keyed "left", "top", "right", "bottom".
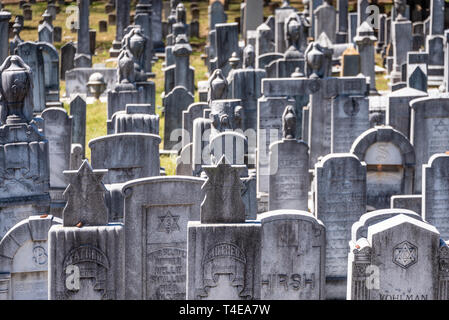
[{"left": 3, "top": 0, "right": 390, "bottom": 175}]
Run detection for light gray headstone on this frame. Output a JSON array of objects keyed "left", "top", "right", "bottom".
[
  {"left": 258, "top": 210, "right": 326, "bottom": 299},
  {"left": 348, "top": 214, "right": 441, "bottom": 300},
  {"left": 122, "top": 176, "right": 205, "bottom": 300},
  {"left": 315, "top": 153, "right": 366, "bottom": 299},
  {"left": 0, "top": 215, "right": 61, "bottom": 300}
]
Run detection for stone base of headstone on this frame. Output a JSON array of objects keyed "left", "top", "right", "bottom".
[
  {"left": 48, "top": 224, "right": 124, "bottom": 300},
  {"left": 187, "top": 221, "right": 261, "bottom": 300}
]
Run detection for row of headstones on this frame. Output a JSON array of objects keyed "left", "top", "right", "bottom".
[{"left": 1, "top": 154, "right": 448, "bottom": 300}]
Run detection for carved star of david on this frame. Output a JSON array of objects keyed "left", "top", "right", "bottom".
[
  {"left": 434, "top": 119, "right": 448, "bottom": 135},
  {"left": 157, "top": 211, "right": 180, "bottom": 234},
  {"left": 393, "top": 241, "right": 417, "bottom": 269}
]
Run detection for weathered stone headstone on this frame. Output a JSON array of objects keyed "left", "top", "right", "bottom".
[
  {"left": 407, "top": 52, "right": 428, "bottom": 92},
  {"left": 89, "top": 133, "right": 161, "bottom": 184},
  {"left": 69, "top": 94, "right": 86, "bottom": 158},
  {"left": 122, "top": 176, "right": 205, "bottom": 300},
  {"left": 41, "top": 108, "right": 72, "bottom": 192},
  {"left": 423, "top": 153, "right": 449, "bottom": 240},
  {"left": 354, "top": 22, "right": 377, "bottom": 94},
  {"left": 187, "top": 157, "right": 261, "bottom": 300},
  {"left": 386, "top": 87, "right": 427, "bottom": 139},
  {"left": 391, "top": 195, "right": 422, "bottom": 215},
  {"left": 268, "top": 106, "right": 309, "bottom": 211},
  {"left": 0, "top": 56, "right": 50, "bottom": 239},
  {"left": 258, "top": 210, "right": 326, "bottom": 299},
  {"left": 0, "top": 10, "right": 11, "bottom": 66},
  {"left": 48, "top": 161, "right": 124, "bottom": 300},
  {"left": 314, "top": 0, "right": 336, "bottom": 43},
  {"left": 74, "top": 0, "right": 91, "bottom": 68},
  {"left": 15, "top": 42, "right": 46, "bottom": 112},
  {"left": 315, "top": 153, "right": 367, "bottom": 299},
  {"left": 348, "top": 214, "right": 442, "bottom": 300},
  {"left": 410, "top": 97, "right": 449, "bottom": 193},
  {"left": 331, "top": 95, "right": 370, "bottom": 153},
  {"left": 60, "top": 41, "right": 76, "bottom": 81},
  {"left": 0, "top": 215, "right": 61, "bottom": 300}
]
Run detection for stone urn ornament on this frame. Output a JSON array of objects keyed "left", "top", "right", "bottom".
[
  {"left": 87, "top": 72, "right": 106, "bottom": 100},
  {"left": 306, "top": 43, "right": 324, "bottom": 79},
  {"left": 208, "top": 69, "right": 228, "bottom": 103},
  {"left": 0, "top": 55, "right": 34, "bottom": 125}
]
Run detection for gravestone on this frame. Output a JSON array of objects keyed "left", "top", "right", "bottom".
[
  {"left": 99, "top": 20, "right": 107, "bottom": 32},
  {"left": 181, "top": 103, "right": 209, "bottom": 149},
  {"left": 74, "top": 0, "right": 91, "bottom": 68},
  {"left": 122, "top": 176, "right": 205, "bottom": 300},
  {"left": 243, "top": 0, "right": 263, "bottom": 38},
  {"left": 341, "top": 47, "right": 361, "bottom": 77},
  {"left": 350, "top": 126, "right": 415, "bottom": 210},
  {"left": 109, "top": 104, "right": 159, "bottom": 135},
  {"left": 187, "top": 157, "right": 261, "bottom": 300},
  {"left": 41, "top": 108, "right": 72, "bottom": 217},
  {"left": 354, "top": 22, "right": 377, "bottom": 94},
  {"left": 331, "top": 94, "right": 369, "bottom": 153},
  {"left": 227, "top": 44, "right": 266, "bottom": 132},
  {"left": 69, "top": 94, "right": 86, "bottom": 158},
  {"left": 48, "top": 161, "right": 124, "bottom": 300},
  {"left": 314, "top": 0, "right": 336, "bottom": 43},
  {"left": 336, "top": 0, "right": 348, "bottom": 43},
  {"left": 351, "top": 208, "right": 423, "bottom": 242},
  {"left": 164, "top": 86, "right": 194, "bottom": 151},
  {"left": 89, "top": 133, "right": 161, "bottom": 184},
  {"left": 268, "top": 106, "right": 309, "bottom": 211},
  {"left": 0, "top": 56, "right": 50, "bottom": 239},
  {"left": 348, "top": 214, "right": 442, "bottom": 300},
  {"left": 0, "top": 11, "right": 11, "bottom": 65},
  {"left": 390, "top": 5, "right": 412, "bottom": 84},
  {"left": 110, "top": 0, "right": 130, "bottom": 58},
  {"left": 423, "top": 153, "right": 449, "bottom": 240},
  {"left": 315, "top": 153, "right": 367, "bottom": 299},
  {"left": 15, "top": 42, "right": 46, "bottom": 113},
  {"left": 256, "top": 97, "right": 294, "bottom": 195},
  {"left": 258, "top": 210, "right": 326, "bottom": 299},
  {"left": 60, "top": 42, "right": 76, "bottom": 81},
  {"left": 208, "top": 0, "right": 227, "bottom": 32},
  {"left": 0, "top": 215, "right": 62, "bottom": 300},
  {"left": 39, "top": 43, "right": 60, "bottom": 104},
  {"left": 386, "top": 87, "right": 427, "bottom": 139},
  {"left": 407, "top": 52, "right": 428, "bottom": 92},
  {"left": 391, "top": 195, "right": 422, "bottom": 215},
  {"left": 410, "top": 97, "right": 449, "bottom": 193}
]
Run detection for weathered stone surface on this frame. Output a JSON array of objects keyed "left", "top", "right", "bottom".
[
  {"left": 258, "top": 210, "right": 326, "bottom": 299},
  {"left": 315, "top": 153, "right": 366, "bottom": 299},
  {"left": 0, "top": 215, "right": 62, "bottom": 300},
  {"left": 89, "top": 133, "right": 161, "bottom": 184},
  {"left": 423, "top": 153, "right": 449, "bottom": 239},
  {"left": 348, "top": 214, "right": 440, "bottom": 300},
  {"left": 410, "top": 97, "right": 449, "bottom": 193},
  {"left": 41, "top": 108, "right": 72, "bottom": 189},
  {"left": 122, "top": 176, "right": 205, "bottom": 300}
]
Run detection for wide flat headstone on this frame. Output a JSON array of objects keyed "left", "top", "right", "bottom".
[
  {"left": 258, "top": 210, "right": 326, "bottom": 300},
  {"left": 348, "top": 214, "right": 441, "bottom": 300},
  {"left": 89, "top": 133, "right": 161, "bottom": 184},
  {"left": 122, "top": 176, "right": 205, "bottom": 300}
]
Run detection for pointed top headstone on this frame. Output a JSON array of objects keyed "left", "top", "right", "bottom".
[
  {"left": 201, "top": 155, "right": 247, "bottom": 223},
  {"left": 62, "top": 160, "right": 108, "bottom": 227}
]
